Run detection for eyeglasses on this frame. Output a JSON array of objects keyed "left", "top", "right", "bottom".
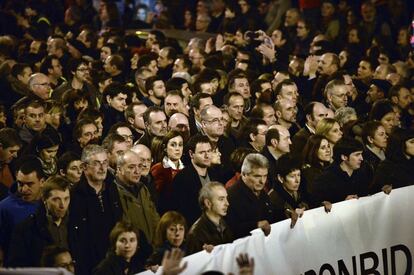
[
  {"left": 204, "top": 117, "right": 224, "bottom": 124},
  {"left": 87, "top": 160, "right": 109, "bottom": 168},
  {"left": 34, "top": 82, "right": 51, "bottom": 87}
]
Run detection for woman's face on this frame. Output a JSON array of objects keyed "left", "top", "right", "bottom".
[
  {"left": 339, "top": 51, "right": 348, "bottom": 67},
  {"left": 64, "top": 160, "right": 83, "bottom": 184},
  {"left": 326, "top": 122, "right": 343, "bottom": 144},
  {"left": 210, "top": 147, "right": 222, "bottom": 165},
  {"left": 380, "top": 112, "right": 396, "bottom": 134},
  {"left": 166, "top": 223, "right": 185, "bottom": 247},
  {"left": 317, "top": 139, "right": 332, "bottom": 162},
  {"left": 40, "top": 145, "right": 59, "bottom": 163},
  {"left": 281, "top": 169, "right": 301, "bottom": 193},
  {"left": 370, "top": 125, "right": 388, "bottom": 149},
  {"left": 115, "top": 231, "right": 138, "bottom": 262},
  {"left": 166, "top": 136, "right": 183, "bottom": 162},
  {"left": 405, "top": 138, "right": 414, "bottom": 157}
]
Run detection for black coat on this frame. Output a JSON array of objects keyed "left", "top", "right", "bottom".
[
  {"left": 312, "top": 163, "right": 371, "bottom": 204},
  {"left": 186, "top": 214, "right": 234, "bottom": 255},
  {"left": 371, "top": 158, "right": 414, "bottom": 193},
  {"left": 8, "top": 204, "right": 55, "bottom": 267},
  {"left": 68, "top": 176, "right": 123, "bottom": 275},
  {"left": 170, "top": 164, "right": 217, "bottom": 227},
  {"left": 93, "top": 254, "right": 144, "bottom": 275},
  {"left": 291, "top": 127, "right": 312, "bottom": 161},
  {"left": 269, "top": 183, "right": 309, "bottom": 221},
  {"left": 225, "top": 179, "right": 277, "bottom": 239}
]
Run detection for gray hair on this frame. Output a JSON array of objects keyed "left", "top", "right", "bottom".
[
  {"left": 241, "top": 153, "right": 269, "bottom": 175},
  {"left": 334, "top": 107, "right": 357, "bottom": 126},
  {"left": 116, "top": 149, "right": 138, "bottom": 169},
  {"left": 198, "top": 181, "right": 225, "bottom": 211},
  {"left": 28, "top": 73, "right": 46, "bottom": 90},
  {"left": 81, "top": 144, "right": 107, "bottom": 163}
]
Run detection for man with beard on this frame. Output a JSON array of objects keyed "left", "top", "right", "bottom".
[
  {"left": 170, "top": 135, "right": 218, "bottom": 226},
  {"left": 68, "top": 145, "right": 123, "bottom": 275},
  {"left": 8, "top": 176, "right": 71, "bottom": 267},
  {"left": 138, "top": 106, "right": 168, "bottom": 148},
  {"left": 143, "top": 76, "right": 166, "bottom": 107},
  {"left": 274, "top": 98, "right": 300, "bottom": 137},
  {"left": 68, "top": 119, "right": 99, "bottom": 155},
  {"left": 186, "top": 182, "right": 233, "bottom": 254}
]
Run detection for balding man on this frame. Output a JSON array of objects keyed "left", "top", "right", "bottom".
[
  {"left": 274, "top": 98, "right": 300, "bottom": 136},
  {"left": 168, "top": 112, "right": 190, "bottom": 142},
  {"left": 115, "top": 149, "right": 159, "bottom": 243},
  {"left": 200, "top": 105, "right": 235, "bottom": 182},
  {"left": 28, "top": 73, "right": 51, "bottom": 101},
  {"left": 131, "top": 144, "right": 158, "bottom": 204}
]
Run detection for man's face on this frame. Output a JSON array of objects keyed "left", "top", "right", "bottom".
[
  {"left": 318, "top": 54, "right": 334, "bottom": 75},
  {"left": 191, "top": 142, "right": 212, "bottom": 168},
  {"left": 309, "top": 103, "right": 328, "bottom": 129},
  {"left": 271, "top": 30, "right": 285, "bottom": 48},
  {"left": 45, "top": 189, "right": 70, "bottom": 220},
  {"left": 109, "top": 141, "right": 129, "bottom": 168},
  {"left": 148, "top": 111, "right": 167, "bottom": 136},
  {"left": 328, "top": 85, "right": 348, "bottom": 109},
  {"left": 202, "top": 107, "right": 224, "bottom": 138},
  {"left": 164, "top": 95, "right": 183, "bottom": 117},
  {"left": 147, "top": 60, "right": 159, "bottom": 75},
  {"left": 253, "top": 124, "right": 268, "bottom": 149},
  {"left": 100, "top": 46, "right": 111, "bottom": 62},
  {"left": 146, "top": 33, "right": 157, "bottom": 49},
  {"left": 361, "top": 4, "right": 375, "bottom": 22},
  {"left": 134, "top": 148, "right": 152, "bottom": 176},
  {"left": 189, "top": 49, "right": 203, "bottom": 67},
  {"left": 275, "top": 127, "right": 291, "bottom": 154},
  {"left": 285, "top": 10, "right": 298, "bottom": 26},
  {"left": 173, "top": 58, "right": 186, "bottom": 73},
  {"left": 103, "top": 56, "right": 116, "bottom": 74},
  {"left": 18, "top": 67, "right": 33, "bottom": 85},
  {"left": 207, "top": 185, "right": 229, "bottom": 217},
  {"left": 54, "top": 252, "right": 75, "bottom": 273},
  {"left": 158, "top": 48, "right": 171, "bottom": 68},
  {"left": 367, "top": 84, "right": 384, "bottom": 103},
  {"left": 117, "top": 152, "right": 142, "bottom": 185},
  {"left": 150, "top": 80, "right": 166, "bottom": 99},
  {"left": 357, "top": 61, "right": 373, "bottom": 80},
  {"left": 278, "top": 84, "right": 299, "bottom": 105},
  {"left": 84, "top": 152, "right": 109, "bottom": 183},
  {"left": 277, "top": 100, "right": 297, "bottom": 123},
  {"left": 168, "top": 114, "right": 190, "bottom": 137},
  {"left": 373, "top": 65, "right": 388, "bottom": 80},
  {"left": 262, "top": 106, "right": 276, "bottom": 126},
  {"left": 0, "top": 145, "right": 20, "bottom": 164},
  {"left": 14, "top": 108, "right": 25, "bottom": 128},
  {"left": 396, "top": 87, "right": 412, "bottom": 110},
  {"left": 107, "top": 93, "right": 128, "bottom": 112},
  {"left": 74, "top": 63, "right": 90, "bottom": 83},
  {"left": 50, "top": 58, "right": 63, "bottom": 78},
  {"left": 25, "top": 106, "right": 46, "bottom": 132},
  {"left": 117, "top": 127, "right": 134, "bottom": 147},
  {"left": 78, "top": 123, "right": 98, "bottom": 147},
  {"left": 343, "top": 151, "right": 363, "bottom": 170},
  {"left": 17, "top": 170, "right": 43, "bottom": 202},
  {"left": 130, "top": 104, "right": 147, "bottom": 131},
  {"left": 242, "top": 167, "right": 268, "bottom": 194},
  {"left": 31, "top": 75, "right": 51, "bottom": 100},
  {"left": 227, "top": 96, "right": 244, "bottom": 122},
  {"left": 296, "top": 21, "right": 308, "bottom": 38}
]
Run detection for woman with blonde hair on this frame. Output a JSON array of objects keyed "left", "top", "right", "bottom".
[{"left": 315, "top": 117, "right": 343, "bottom": 147}]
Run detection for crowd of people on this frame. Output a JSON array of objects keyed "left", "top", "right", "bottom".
[{"left": 0, "top": 0, "right": 413, "bottom": 274}]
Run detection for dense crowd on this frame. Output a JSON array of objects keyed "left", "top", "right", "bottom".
[{"left": 0, "top": 0, "right": 413, "bottom": 274}]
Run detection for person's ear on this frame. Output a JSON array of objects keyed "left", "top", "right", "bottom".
[
  {"left": 367, "top": 136, "right": 374, "bottom": 144},
  {"left": 249, "top": 133, "right": 255, "bottom": 142},
  {"left": 127, "top": 117, "right": 134, "bottom": 125},
  {"left": 204, "top": 198, "right": 212, "bottom": 210},
  {"left": 59, "top": 169, "right": 66, "bottom": 176},
  {"left": 106, "top": 95, "right": 112, "bottom": 104},
  {"left": 189, "top": 150, "right": 194, "bottom": 159},
  {"left": 277, "top": 174, "right": 283, "bottom": 183},
  {"left": 340, "top": 154, "right": 348, "bottom": 162}
]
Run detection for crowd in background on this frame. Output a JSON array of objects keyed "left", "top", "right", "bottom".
[{"left": 0, "top": 0, "right": 413, "bottom": 274}]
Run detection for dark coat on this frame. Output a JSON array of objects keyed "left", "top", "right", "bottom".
[
  {"left": 68, "top": 176, "right": 123, "bottom": 275},
  {"left": 7, "top": 204, "right": 57, "bottom": 267},
  {"left": 170, "top": 164, "right": 217, "bottom": 227},
  {"left": 146, "top": 242, "right": 186, "bottom": 266},
  {"left": 100, "top": 104, "right": 126, "bottom": 137},
  {"left": 261, "top": 146, "right": 278, "bottom": 191},
  {"left": 291, "top": 127, "right": 312, "bottom": 161},
  {"left": 312, "top": 163, "right": 371, "bottom": 204},
  {"left": 371, "top": 158, "right": 414, "bottom": 193},
  {"left": 225, "top": 179, "right": 277, "bottom": 239},
  {"left": 186, "top": 214, "right": 234, "bottom": 255},
  {"left": 269, "top": 183, "right": 309, "bottom": 221},
  {"left": 93, "top": 254, "right": 144, "bottom": 275}
]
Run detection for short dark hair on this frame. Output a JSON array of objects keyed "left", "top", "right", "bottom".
[
  {"left": 166, "top": 77, "right": 189, "bottom": 92},
  {"left": 241, "top": 118, "right": 266, "bottom": 142},
  {"left": 190, "top": 92, "right": 211, "bottom": 110},
  {"left": 57, "top": 151, "right": 80, "bottom": 173},
  {"left": 186, "top": 134, "right": 211, "bottom": 154},
  {"left": 0, "top": 128, "right": 22, "bottom": 148},
  {"left": 333, "top": 137, "right": 364, "bottom": 163},
  {"left": 145, "top": 75, "right": 164, "bottom": 92},
  {"left": 109, "top": 220, "right": 140, "bottom": 253},
  {"left": 16, "top": 155, "right": 45, "bottom": 179},
  {"left": 277, "top": 153, "right": 301, "bottom": 179},
  {"left": 73, "top": 118, "right": 96, "bottom": 140},
  {"left": 102, "top": 133, "right": 127, "bottom": 152},
  {"left": 361, "top": 121, "right": 383, "bottom": 145},
  {"left": 107, "top": 54, "right": 124, "bottom": 70},
  {"left": 39, "top": 55, "right": 58, "bottom": 75},
  {"left": 103, "top": 81, "right": 129, "bottom": 101},
  {"left": 265, "top": 128, "right": 280, "bottom": 146},
  {"left": 11, "top": 63, "right": 30, "bottom": 78},
  {"left": 143, "top": 105, "right": 164, "bottom": 124},
  {"left": 42, "top": 175, "right": 71, "bottom": 200},
  {"left": 41, "top": 246, "right": 72, "bottom": 268}
]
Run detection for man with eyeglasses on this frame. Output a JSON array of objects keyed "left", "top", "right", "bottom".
[
  {"left": 325, "top": 79, "right": 349, "bottom": 112},
  {"left": 28, "top": 73, "right": 52, "bottom": 101},
  {"left": 115, "top": 149, "right": 159, "bottom": 244},
  {"left": 200, "top": 105, "right": 235, "bottom": 182},
  {"left": 8, "top": 175, "right": 71, "bottom": 267},
  {"left": 0, "top": 157, "right": 45, "bottom": 266},
  {"left": 68, "top": 145, "right": 123, "bottom": 275},
  {"left": 53, "top": 59, "right": 98, "bottom": 109}
]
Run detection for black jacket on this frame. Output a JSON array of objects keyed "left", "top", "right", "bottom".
[
  {"left": 170, "top": 164, "right": 217, "bottom": 227},
  {"left": 371, "top": 158, "right": 414, "bottom": 193},
  {"left": 312, "top": 163, "right": 371, "bottom": 204},
  {"left": 225, "top": 179, "right": 277, "bottom": 239},
  {"left": 186, "top": 213, "right": 233, "bottom": 255},
  {"left": 93, "top": 254, "right": 144, "bottom": 275},
  {"left": 68, "top": 176, "right": 123, "bottom": 275}
]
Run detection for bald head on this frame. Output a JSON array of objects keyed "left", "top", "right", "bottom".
[
  {"left": 168, "top": 112, "right": 189, "bottom": 130},
  {"left": 28, "top": 73, "right": 51, "bottom": 100},
  {"left": 131, "top": 144, "right": 152, "bottom": 176}
]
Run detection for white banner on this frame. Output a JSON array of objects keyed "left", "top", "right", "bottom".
[{"left": 142, "top": 186, "right": 414, "bottom": 275}]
